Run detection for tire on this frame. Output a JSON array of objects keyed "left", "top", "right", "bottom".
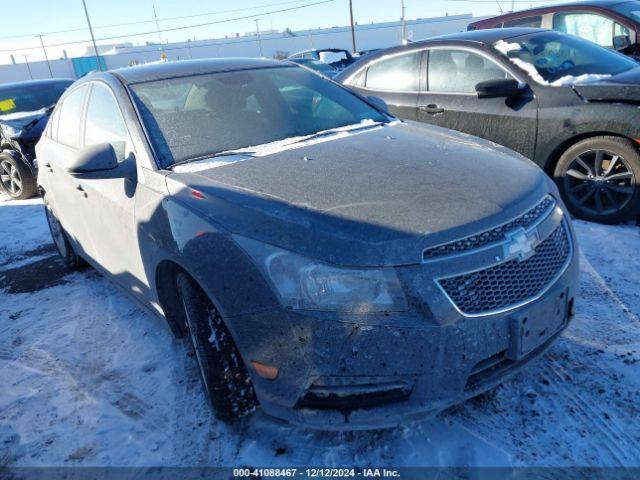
[
  {"left": 43, "top": 195, "right": 84, "bottom": 269},
  {"left": 0, "top": 152, "right": 37, "bottom": 200},
  {"left": 176, "top": 273, "right": 257, "bottom": 422},
  {"left": 554, "top": 136, "right": 640, "bottom": 224}
]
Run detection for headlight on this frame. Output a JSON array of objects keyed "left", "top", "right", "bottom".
[{"left": 235, "top": 236, "right": 408, "bottom": 313}]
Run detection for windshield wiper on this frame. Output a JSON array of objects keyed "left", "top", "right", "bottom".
[
  {"left": 289, "top": 121, "right": 385, "bottom": 145},
  {"left": 169, "top": 150, "right": 255, "bottom": 170}
]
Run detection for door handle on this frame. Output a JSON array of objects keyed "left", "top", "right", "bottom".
[
  {"left": 43, "top": 162, "right": 53, "bottom": 173},
  {"left": 76, "top": 184, "right": 88, "bottom": 197},
  {"left": 420, "top": 104, "right": 445, "bottom": 114}
]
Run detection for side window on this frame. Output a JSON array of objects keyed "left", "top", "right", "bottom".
[
  {"left": 84, "top": 83, "right": 128, "bottom": 161},
  {"left": 503, "top": 15, "right": 543, "bottom": 28},
  {"left": 57, "top": 86, "right": 88, "bottom": 148},
  {"left": 553, "top": 11, "right": 620, "bottom": 47},
  {"left": 364, "top": 51, "right": 420, "bottom": 92},
  {"left": 46, "top": 105, "right": 61, "bottom": 140},
  {"left": 428, "top": 50, "right": 510, "bottom": 93}
]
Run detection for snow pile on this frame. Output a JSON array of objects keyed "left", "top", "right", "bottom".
[{"left": 173, "top": 119, "right": 387, "bottom": 173}]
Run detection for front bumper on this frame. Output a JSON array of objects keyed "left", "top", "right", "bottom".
[{"left": 227, "top": 240, "right": 579, "bottom": 430}]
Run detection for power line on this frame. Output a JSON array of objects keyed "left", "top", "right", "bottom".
[
  {"left": 0, "top": 0, "right": 337, "bottom": 53},
  {"left": 0, "top": 0, "right": 320, "bottom": 40}
]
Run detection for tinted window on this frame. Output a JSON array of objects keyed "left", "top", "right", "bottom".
[
  {"left": 503, "top": 15, "right": 543, "bottom": 28},
  {"left": 553, "top": 11, "right": 626, "bottom": 47},
  {"left": 84, "top": 83, "right": 128, "bottom": 161},
  {"left": 0, "top": 81, "right": 71, "bottom": 116},
  {"left": 497, "top": 31, "right": 638, "bottom": 83},
  {"left": 48, "top": 105, "right": 61, "bottom": 140},
  {"left": 428, "top": 49, "right": 509, "bottom": 93},
  {"left": 131, "top": 66, "right": 387, "bottom": 167},
  {"left": 365, "top": 51, "right": 420, "bottom": 92},
  {"left": 57, "top": 86, "right": 88, "bottom": 148}
]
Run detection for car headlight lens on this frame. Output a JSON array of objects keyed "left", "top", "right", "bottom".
[{"left": 235, "top": 236, "right": 408, "bottom": 313}]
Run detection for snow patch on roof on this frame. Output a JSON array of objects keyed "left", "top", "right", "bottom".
[{"left": 493, "top": 40, "right": 522, "bottom": 54}]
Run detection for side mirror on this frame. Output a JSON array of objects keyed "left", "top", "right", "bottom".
[
  {"left": 366, "top": 95, "right": 389, "bottom": 113},
  {"left": 613, "top": 35, "right": 631, "bottom": 52},
  {"left": 475, "top": 78, "right": 527, "bottom": 99},
  {"left": 67, "top": 142, "right": 119, "bottom": 175}
]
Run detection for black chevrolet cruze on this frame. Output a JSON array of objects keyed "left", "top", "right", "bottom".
[{"left": 336, "top": 28, "right": 640, "bottom": 224}]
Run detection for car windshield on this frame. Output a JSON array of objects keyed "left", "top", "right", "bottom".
[
  {"left": 131, "top": 66, "right": 387, "bottom": 168},
  {"left": 0, "top": 81, "right": 71, "bottom": 116},
  {"left": 611, "top": 1, "right": 640, "bottom": 22},
  {"left": 496, "top": 31, "right": 638, "bottom": 84}
]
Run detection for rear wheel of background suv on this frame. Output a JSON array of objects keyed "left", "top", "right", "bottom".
[
  {"left": 175, "top": 273, "right": 258, "bottom": 422},
  {"left": 0, "top": 153, "right": 37, "bottom": 200},
  {"left": 555, "top": 136, "right": 640, "bottom": 224}
]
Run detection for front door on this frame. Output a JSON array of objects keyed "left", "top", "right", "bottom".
[
  {"left": 77, "top": 82, "right": 147, "bottom": 296},
  {"left": 417, "top": 48, "right": 538, "bottom": 159}
]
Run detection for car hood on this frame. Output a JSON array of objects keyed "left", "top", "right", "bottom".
[
  {"left": 573, "top": 67, "right": 640, "bottom": 103},
  {"left": 0, "top": 108, "right": 50, "bottom": 139},
  {"left": 166, "top": 122, "right": 552, "bottom": 266}
]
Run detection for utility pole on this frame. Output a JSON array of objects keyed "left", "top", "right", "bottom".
[
  {"left": 254, "top": 18, "right": 264, "bottom": 57},
  {"left": 22, "top": 55, "right": 33, "bottom": 79},
  {"left": 349, "top": 0, "right": 356, "bottom": 53},
  {"left": 401, "top": 0, "right": 408, "bottom": 44},
  {"left": 153, "top": 4, "right": 165, "bottom": 59},
  {"left": 81, "top": 0, "right": 102, "bottom": 71},
  {"left": 36, "top": 35, "right": 53, "bottom": 77}
]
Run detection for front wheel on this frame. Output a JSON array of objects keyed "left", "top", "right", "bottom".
[
  {"left": 176, "top": 273, "right": 258, "bottom": 422},
  {"left": 0, "top": 153, "right": 37, "bottom": 200},
  {"left": 44, "top": 196, "right": 84, "bottom": 269},
  {"left": 554, "top": 136, "right": 640, "bottom": 224}
]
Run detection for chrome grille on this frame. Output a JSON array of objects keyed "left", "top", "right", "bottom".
[
  {"left": 438, "top": 222, "right": 571, "bottom": 316},
  {"left": 423, "top": 196, "right": 556, "bottom": 261}
]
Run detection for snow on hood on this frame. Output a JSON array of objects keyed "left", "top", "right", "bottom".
[
  {"left": 172, "top": 119, "right": 392, "bottom": 173},
  {"left": 0, "top": 107, "right": 48, "bottom": 121},
  {"left": 493, "top": 41, "right": 611, "bottom": 87}
]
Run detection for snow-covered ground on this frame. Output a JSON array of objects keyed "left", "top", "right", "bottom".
[{"left": 1, "top": 194, "right": 639, "bottom": 467}]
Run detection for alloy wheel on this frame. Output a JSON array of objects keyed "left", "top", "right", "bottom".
[
  {"left": 563, "top": 149, "right": 635, "bottom": 216},
  {"left": 0, "top": 160, "right": 22, "bottom": 197}
]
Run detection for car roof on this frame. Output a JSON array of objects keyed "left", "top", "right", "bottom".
[
  {"left": 334, "top": 28, "right": 550, "bottom": 82},
  {"left": 0, "top": 78, "right": 74, "bottom": 90},
  {"left": 109, "top": 57, "right": 287, "bottom": 84},
  {"left": 469, "top": 0, "right": 633, "bottom": 25},
  {"left": 418, "top": 27, "right": 549, "bottom": 44}
]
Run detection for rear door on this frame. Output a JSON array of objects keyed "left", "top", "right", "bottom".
[
  {"left": 417, "top": 47, "right": 539, "bottom": 159},
  {"left": 38, "top": 84, "right": 95, "bottom": 258},
  {"left": 346, "top": 50, "right": 422, "bottom": 121}
]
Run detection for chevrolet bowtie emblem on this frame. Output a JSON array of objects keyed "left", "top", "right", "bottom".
[{"left": 503, "top": 227, "right": 539, "bottom": 262}]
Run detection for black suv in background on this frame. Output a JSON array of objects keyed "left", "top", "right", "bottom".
[
  {"left": 468, "top": 0, "right": 640, "bottom": 58},
  {"left": 336, "top": 28, "right": 640, "bottom": 224},
  {"left": 0, "top": 78, "right": 73, "bottom": 199}
]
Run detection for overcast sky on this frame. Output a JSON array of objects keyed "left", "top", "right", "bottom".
[{"left": 0, "top": 0, "right": 550, "bottom": 63}]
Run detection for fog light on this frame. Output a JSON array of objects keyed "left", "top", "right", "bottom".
[{"left": 251, "top": 360, "right": 279, "bottom": 380}]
